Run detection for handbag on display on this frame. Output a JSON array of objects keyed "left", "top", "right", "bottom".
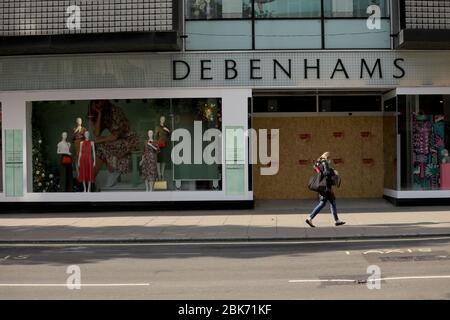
[
  {"left": 62, "top": 155, "right": 72, "bottom": 165},
  {"left": 153, "top": 180, "right": 168, "bottom": 190}
]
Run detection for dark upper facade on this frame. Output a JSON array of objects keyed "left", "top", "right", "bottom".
[
  {"left": 0, "top": 0, "right": 450, "bottom": 55},
  {"left": 0, "top": 0, "right": 182, "bottom": 55},
  {"left": 392, "top": 0, "right": 450, "bottom": 49}
]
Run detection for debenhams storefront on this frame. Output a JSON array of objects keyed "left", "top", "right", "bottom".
[{"left": 0, "top": 50, "right": 450, "bottom": 210}]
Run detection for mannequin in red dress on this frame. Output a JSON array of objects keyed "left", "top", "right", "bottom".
[{"left": 77, "top": 131, "right": 96, "bottom": 192}]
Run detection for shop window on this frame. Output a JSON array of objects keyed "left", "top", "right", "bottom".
[
  {"left": 29, "top": 98, "right": 222, "bottom": 193},
  {"left": 253, "top": 96, "right": 316, "bottom": 113},
  {"left": 398, "top": 95, "right": 450, "bottom": 191},
  {"left": 319, "top": 95, "right": 382, "bottom": 112}
]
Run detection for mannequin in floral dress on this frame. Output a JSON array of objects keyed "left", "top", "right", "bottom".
[
  {"left": 155, "top": 116, "right": 170, "bottom": 180},
  {"left": 139, "top": 130, "right": 160, "bottom": 191},
  {"left": 72, "top": 117, "right": 87, "bottom": 160},
  {"left": 78, "top": 131, "right": 96, "bottom": 192}
]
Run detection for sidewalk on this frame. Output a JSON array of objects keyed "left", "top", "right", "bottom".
[{"left": 0, "top": 199, "right": 450, "bottom": 243}]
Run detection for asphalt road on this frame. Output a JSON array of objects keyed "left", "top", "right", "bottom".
[{"left": 1, "top": 238, "right": 450, "bottom": 299}]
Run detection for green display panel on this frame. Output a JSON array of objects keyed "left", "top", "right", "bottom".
[
  {"left": 225, "top": 126, "right": 245, "bottom": 195},
  {"left": 173, "top": 135, "right": 221, "bottom": 180},
  {"left": 5, "top": 129, "right": 24, "bottom": 197},
  {"left": 174, "top": 164, "right": 220, "bottom": 180}
]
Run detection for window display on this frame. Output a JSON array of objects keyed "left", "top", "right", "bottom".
[
  {"left": 30, "top": 98, "right": 222, "bottom": 193},
  {"left": 399, "top": 95, "right": 450, "bottom": 191},
  {"left": 411, "top": 114, "right": 445, "bottom": 190}
]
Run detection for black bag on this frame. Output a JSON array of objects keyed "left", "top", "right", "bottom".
[
  {"left": 331, "top": 170, "right": 341, "bottom": 188},
  {"left": 308, "top": 173, "right": 327, "bottom": 192}
]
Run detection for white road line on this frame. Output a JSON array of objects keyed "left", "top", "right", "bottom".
[
  {"left": 290, "top": 279, "right": 356, "bottom": 283},
  {"left": 289, "top": 275, "right": 450, "bottom": 283},
  {"left": 0, "top": 283, "right": 150, "bottom": 287}
]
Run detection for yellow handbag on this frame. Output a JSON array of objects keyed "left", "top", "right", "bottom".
[{"left": 153, "top": 180, "right": 168, "bottom": 190}]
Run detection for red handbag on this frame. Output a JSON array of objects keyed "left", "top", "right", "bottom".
[{"left": 62, "top": 155, "right": 72, "bottom": 165}]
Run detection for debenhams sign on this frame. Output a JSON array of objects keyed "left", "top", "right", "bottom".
[
  {"left": 172, "top": 57, "right": 405, "bottom": 81},
  {"left": 167, "top": 52, "right": 415, "bottom": 88}
]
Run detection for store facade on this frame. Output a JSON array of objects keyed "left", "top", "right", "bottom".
[{"left": 0, "top": 50, "right": 449, "bottom": 208}]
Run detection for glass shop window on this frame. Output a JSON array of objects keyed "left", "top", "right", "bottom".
[
  {"left": 398, "top": 95, "right": 450, "bottom": 190},
  {"left": 29, "top": 98, "right": 223, "bottom": 193}
]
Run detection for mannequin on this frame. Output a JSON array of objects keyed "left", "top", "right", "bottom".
[
  {"left": 155, "top": 115, "right": 170, "bottom": 181},
  {"left": 72, "top": 117, "right": 87, "bottom": 160},
  {"left": 441, "top": 149, "right": 450, "bottom": 164},
  {"left": 139, "top": 130, "right": 160, "bottom": 191},
  {"left": 78, "top": 131, "right": 96, "bottom": 192},
  {"left": 57, "top": 132, "right": 73, "bottom": 192}
]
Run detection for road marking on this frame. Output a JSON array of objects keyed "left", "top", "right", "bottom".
[
  {"left": 289, "top": 279, "right": 356, "bottom": 283},
  {"left": 345, "top": 251, "right": 351, "bottom": 255},
  {"left": 0, "top": 283, "right": 150, "bottom": 287},
  {"left": 289, "top": 275, "right": 450, "bottom": 284}
]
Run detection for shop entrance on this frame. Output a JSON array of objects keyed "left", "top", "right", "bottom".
[{"left": 251, "top": 93, "right": 397, "bottom": 200}]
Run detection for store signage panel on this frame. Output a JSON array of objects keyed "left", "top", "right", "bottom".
[{"left": 1, "top": 51, "right": 450, "bottom": 90}]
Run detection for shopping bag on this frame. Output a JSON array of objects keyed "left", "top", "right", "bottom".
[{"left": 308, "top": 174, "right": 327, "bottom": 192}]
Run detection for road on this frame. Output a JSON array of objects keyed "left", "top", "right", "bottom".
[{"left": 1, "top": 237, "right": 450, "bottom": 299}]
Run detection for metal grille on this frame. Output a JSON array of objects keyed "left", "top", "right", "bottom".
[
  {"left": 404, "top": 0, "right": 450, "bottom": 29},
  {"left": 0, "top": 0, "right": 174, "bottom": 36}
]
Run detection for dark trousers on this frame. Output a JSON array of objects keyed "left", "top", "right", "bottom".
[{"left": 309, "top": 190, "right": 339, "bottom": 222}]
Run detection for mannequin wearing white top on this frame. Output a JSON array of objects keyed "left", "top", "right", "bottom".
[
  {"left": 57, "top": 132, "right": 72, "bottom": 192},
  {"left": 57, "top": 132, "right": 71, "bottom": 155}
]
